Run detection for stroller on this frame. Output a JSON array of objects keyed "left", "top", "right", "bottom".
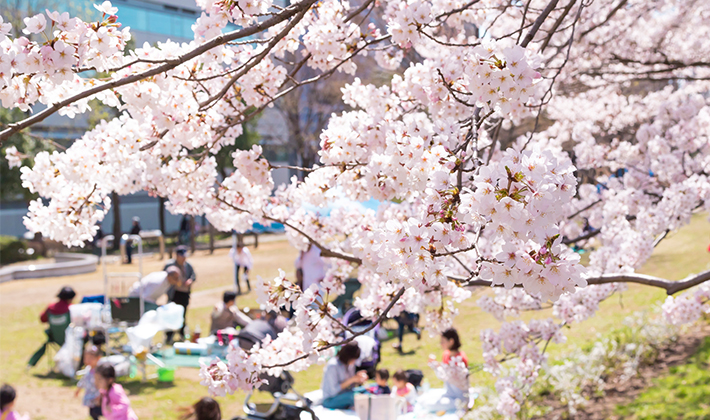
[
  {"left": 341, "top": 308, "right": 382, "bottom": 379},
  {"left": 233, "top": 320, "right": 315, "bottom": 420}
]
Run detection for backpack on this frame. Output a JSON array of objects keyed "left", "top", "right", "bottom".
[{"left": 406, "top": 369, "right": 424, "bottom": 388}]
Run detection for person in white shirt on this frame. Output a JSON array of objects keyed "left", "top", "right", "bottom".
[
  {"left": 294, "top": 244, "right": 326, "bottom": 292},
  {"left": 229, "top": 242, "right": 253, "bottom": 295},
  {"left": 128, "top": 266, "right": 182, "bottom": 308}
]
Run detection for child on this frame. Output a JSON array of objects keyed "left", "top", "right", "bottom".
[
  {"left": 367, "top": 369, "right": 391, "bottom": 395},
  {"left": 392, "top": 371, "right": 416, "bottom": 412},
  {"left": 0, "top": 384, "right": 30, "bottom": 420},
  {"left": 229, "top": 242, "right": 253, "bottom": 295},
  {"left": 75, "top": 346, "right": 102, "bottom": 420},
  {"left": 95, "top": 364, "right": 138, "bottom": 420},
  {"left": 427, "top": 327, "right": 469, "bottom": 410},
  {"left": 180, "top": 397, "right": 221, "bottom": 420}
]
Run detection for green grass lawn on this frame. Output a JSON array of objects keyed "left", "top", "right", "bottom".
[
  {"left": 615, "top": 336, "right": 710, "bottom": 420},
  {"left": 1, "top": 213, "right": 708, "bottom": 419}
]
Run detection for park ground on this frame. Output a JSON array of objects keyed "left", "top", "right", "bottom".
[{"left": 0, "top": 214, "right": 709, "bottom": 419}]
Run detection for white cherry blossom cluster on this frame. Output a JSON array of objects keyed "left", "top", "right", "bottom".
[
  {"left": 472, "top": 149, "right": 586, "bottom": 301},
  {"left": 0, "top": 3, "right": 130, "bottom": 110},
  {"left": 662, "top": 282, "right": 710, "bottom": 326},
  {"left": 428, "top": 354, "right": 469, "bottom": 394}
]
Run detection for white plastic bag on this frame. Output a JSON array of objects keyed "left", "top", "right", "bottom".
[
  {"left": 54, "top": 325, "right": 85, "bottom": 378},
  {"left": 69, "top": 303, "right": 103, "bottom": 328},
  {"left": 125, "top": 303, "right": 184, "bottom": 351},
  {"left": 156, "top": 303, "right": 184, "bottom": 330}
]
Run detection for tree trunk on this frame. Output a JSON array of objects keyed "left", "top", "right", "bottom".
[
  {"left": 158, "top": 196, "right": 166, "bottom": 234},
  {"left": 189, "top": 216, "right": 196, "bottom": 253},
  {"left": 209, "top": 223, "right": 215, "bottom": 254},
  {"left": 112, "top": 192, "right": 121, "bottom": 250}
]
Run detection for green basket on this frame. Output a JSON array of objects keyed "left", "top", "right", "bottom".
[{"left": 158, "top": 366, "right": 175, "bottom": 382}]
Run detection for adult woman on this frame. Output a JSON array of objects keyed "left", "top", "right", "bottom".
[{"left": 320, "top": 342, "right": 367, "bottom": 409}]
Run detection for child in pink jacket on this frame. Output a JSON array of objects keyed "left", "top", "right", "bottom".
[{"left": 94, "top": 364, "right": 138, "bottom": 420}]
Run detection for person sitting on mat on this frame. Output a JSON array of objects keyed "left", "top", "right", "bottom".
[
  {"left": 128, "top": 266, "right": 182, "bottom": 310},
  {"left": 320, "top": 342, "right": 368, "bottom": 409},
  {"left": 210, "top": 291, "right": 251, "bottom": 334}
]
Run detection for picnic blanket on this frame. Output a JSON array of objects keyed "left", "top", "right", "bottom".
[{"left": 300, "top": 389, "right": 473, "bottom": 420}]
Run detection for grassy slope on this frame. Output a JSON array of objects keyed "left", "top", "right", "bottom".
[
  {"left": 0, "top": 214, "right": 708, "bottom": 419},
  {"left": 615, "top": 337, "right": 710, "bottom": 420}
]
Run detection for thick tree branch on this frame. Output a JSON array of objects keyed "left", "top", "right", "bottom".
[
  {"left": 451, "top": 269, "right": 710, "bottom": 296},
  {"left": 520, "top": 0, "right": 561, "bottom": 47},
  {"left": 0, "top": 0, "right": 318, "bottom": 144}
]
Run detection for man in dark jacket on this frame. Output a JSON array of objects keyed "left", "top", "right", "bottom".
[
  {"left": 164, "top": 245, "right": 196, "bottom": 342},
  {"left": 126, "top": 216, "right": 141, "bottom": 264}
]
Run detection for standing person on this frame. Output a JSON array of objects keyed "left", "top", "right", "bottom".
[
  {"left": 75, "top": 347, "right": 102, "bottom": 420},
  {"left": 28, "top": 286, "right": 75, "bottom": 367},
  {"left": 393, "top": 312, "right": 422, "bottom": 353},
  {"left": 229, "top": 241, "right": 253, "bottom": 295},
  {"left": 95, "top": 364, "right": 138, "bottom": 420},
  {"left": 180, "top": 397, "right": 221, "bottom": 420},
  {"left": 179, "top": 216, "right": 190, "bottom": 245},
  {"left": 294, "top": 244, "right": 325, "bottom": 291},
  {"left": 0, "top": 384, "right": 29, "bottom": 420},
  {"left": 320, "top": 342, "right": 367, "bottom": 409},
  {"left": 165, "top": 245, "right": 196, "bottom": 343},
  {"left": 125, "top": 217, "right": 141, "bottom": 264}
]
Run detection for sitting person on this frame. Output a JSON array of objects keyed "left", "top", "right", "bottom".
[
  {"left": 263, "top": 310, "right": 288, "bottom": 334},
  {"left": 367, "top": 368, "right": 391, "bottom": 395},
  {"left": 180, "top": 397, "right": 221, "bottom": 420},
  {"left": 392, "top": 370, "right": 416, "bottom": 412},
  {"left": 426, "top": 328, "right": 470, "bottom": 412},
  {"left": 28, "top": 286, "right": 76, "bottom": 367},
  {"left": 321, "top": 342, "right": 368, "bottom": 409},
  {"left": 1, "top": 384, "right": 29, "bottom": 420},
  {"left": 210, "top": 291, "right": 251, "bottom": 334},
  {"left": 128, "top": 266, "right": 182, "bottom": 310}
]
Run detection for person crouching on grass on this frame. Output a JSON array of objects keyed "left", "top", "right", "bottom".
[{"left": 95, "top": 364, "right": 138, "bottom": 420}]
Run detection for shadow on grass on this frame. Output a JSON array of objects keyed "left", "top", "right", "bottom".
[
  {"left": 31, "top": 371, "right": 76, "bottom": 387},
  {"left": 123, "top": 380, "right": 177, "bottom": 395}
]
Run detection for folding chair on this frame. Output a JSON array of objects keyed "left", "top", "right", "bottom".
[{"left": 28, "top": 311, "right": 71, "bottom": 369}]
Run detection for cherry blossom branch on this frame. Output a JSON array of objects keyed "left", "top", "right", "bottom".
[
  {"left": 453, "top": 269, "right": 710, "bottom": 295},
  {"left": 520, "top": 0, "right": 561, "bottom": 47},
  {"left": 0, "top": 0, "right": 318, "bottom": 144},
  {"left": 566, "top": 199, "right": 602, "bottom": 220},
  {"left": 262, "top": 287, "right": 406, "bottom": 369},
  {"left": 198, "top": 6, "right": 311, "bottom": 110}
]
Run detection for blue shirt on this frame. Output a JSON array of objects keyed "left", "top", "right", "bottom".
[{"left": 78, "top": 367, "right": 100, "bottom": 408}]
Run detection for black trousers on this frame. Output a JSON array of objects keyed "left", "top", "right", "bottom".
[
  {"left": 89, "top": 406, "right": 102, "bottom": 420},
  {"left": 166, "top": 290, "right": 190, "bottom": 341}
]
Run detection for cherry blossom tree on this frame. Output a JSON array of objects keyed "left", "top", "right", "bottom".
[{"left": 2, "top": 0, "right": 710, "bottom": 416}]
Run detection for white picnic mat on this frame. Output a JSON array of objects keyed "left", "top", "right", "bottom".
[{"left": 300, "top": 389, "right": 470, "bottom": 420}]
